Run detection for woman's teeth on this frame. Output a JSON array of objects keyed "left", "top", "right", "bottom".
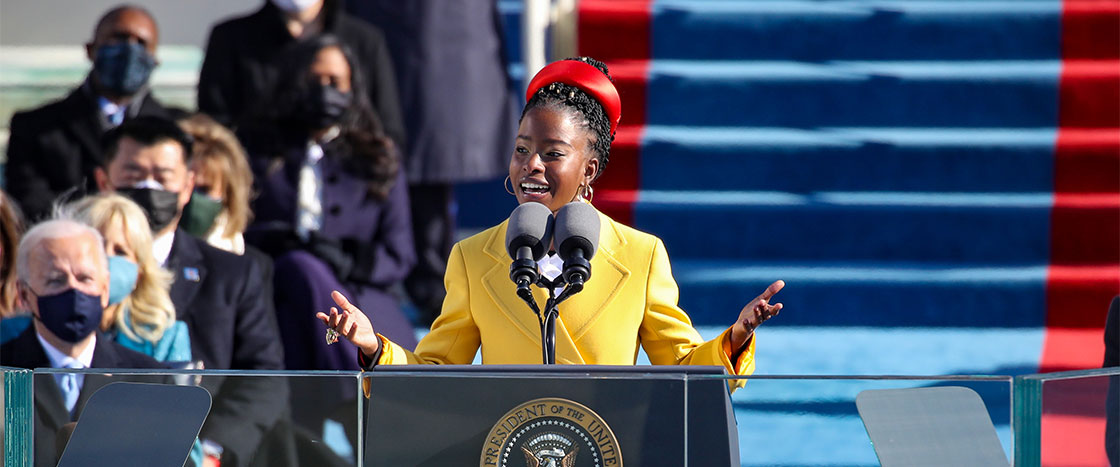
[{"left": 521, "top": 182, "right": 549, "bottom": 194}]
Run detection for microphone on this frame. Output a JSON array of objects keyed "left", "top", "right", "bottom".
[
  {"left": 554, "top": 202, "right": 600, "bottom": 288},
  {"left": 505, "top": 202, "right": 554, "bottom": 290}
]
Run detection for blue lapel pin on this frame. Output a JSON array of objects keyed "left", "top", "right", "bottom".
[{"left": 183, "top": 267, "right": 200, "bottom": 282}]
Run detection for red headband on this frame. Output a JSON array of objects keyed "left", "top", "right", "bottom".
[{"left": 525, "top": 60, "right": 622, "bottom": 136}]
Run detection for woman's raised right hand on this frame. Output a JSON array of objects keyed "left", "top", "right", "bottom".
[{"left": 316, "top": 290, "right": 380, "bottom": 357}]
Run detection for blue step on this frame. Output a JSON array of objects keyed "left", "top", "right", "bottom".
[
  {"left": 652, "top": 0, "right": 1061, "bottom": 61},
  {"left": 647, "top": 60, "right": 1060, "bottom": 128},
  {"left": 633, "top": 191, "right": 1051, "bottom": 263},
  {"left": 671, "top": 261, "right": 1047, "bottom": 327},
  {"left": 641, "top": 126, "right": 1057, "bottom": 193},
  {"left": 454, "top": 177, "right": 518, "bottom": 231},
  {"left": 498, "top": 0, "right": 524, "bottom": 75}
]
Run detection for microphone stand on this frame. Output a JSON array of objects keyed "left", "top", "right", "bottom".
[
  {"left": 533, "top": 276, "right": 584, "bottom": 365},
  {"left": 512, "top": 277, "right": 548, "bottom": 364},
  {"left": 510, "top": 253, "right": 589, "bottom": 364}
]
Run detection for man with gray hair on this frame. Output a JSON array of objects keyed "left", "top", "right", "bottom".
[{"left": 1, "top": 216, "right": 162, "bottom": 467}]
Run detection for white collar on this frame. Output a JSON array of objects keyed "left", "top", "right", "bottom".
[
  {"left": 316, "top": 125, "right": 341, "bottom": 144},
  {"left": 97, "top": 96, "right": 125, "bottom": 118},
  {"left": 153, "top": 230, "right": 176, "bottom": 267},
  {"left": 538, "top": 252, "right": 563, "bottom": 281},
  {"left": 305, "top": 126, "right": 340, "bottom": 165},
  {"left": 305, "top": 141, "right": 326, "bottom": 165},
  {"left": 36, "top": 331, "right": 96, "bottom": 369}
]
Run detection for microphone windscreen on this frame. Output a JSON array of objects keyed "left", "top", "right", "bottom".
[
  {"left": 554, "top": 202, "right": 600, "bottom": 261},
  {"left": 505, "top": 202, "right": 554, "bottom": 260}
]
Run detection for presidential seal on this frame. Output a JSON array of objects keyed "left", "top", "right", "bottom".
[{"left": 481, "top": 398, "right": 622, "bottom": 467}]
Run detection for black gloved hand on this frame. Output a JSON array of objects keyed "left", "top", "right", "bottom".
[
  {"left": 306, "top": 232, "right": 355, "bottom": 281},
  {"left": 244, "top": 223, "right": 302, "bottom": 258}
]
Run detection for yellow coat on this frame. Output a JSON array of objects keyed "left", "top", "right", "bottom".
[{"left": 375, "top": 209, "right": 754, "bottom": 387}]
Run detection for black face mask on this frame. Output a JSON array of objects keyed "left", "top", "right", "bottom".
[
  {"left": 117, "top": 187, "right": 181, "bottom": 232},
  {"left": 302, "top": 83, "right": 351, "bottom": 129},
  {"left": 34, "top": 288, "right": 104, "bottom": 343},
  {"left": 92, "top": 42, "right": 156, "bottom": 97}
]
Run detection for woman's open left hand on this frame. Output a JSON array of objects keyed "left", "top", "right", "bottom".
[
  {"left": 730, "top": 280, "right": 785, "bottom": 351},
  {"left": 315, "top": 290, "right": 380, "bottom": 357}
]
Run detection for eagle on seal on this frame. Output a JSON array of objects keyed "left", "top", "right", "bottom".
[{"left": 522, "top": 445, "right": 579, "bottom": 467}]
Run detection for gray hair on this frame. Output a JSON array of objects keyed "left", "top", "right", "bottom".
[{"left": 16, "top": 215, "right": 107, "bottom": 285}]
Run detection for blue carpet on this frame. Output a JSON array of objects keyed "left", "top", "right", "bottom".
[
  {"left": 647, "top": 60, "right": 1060, "bottom": 127},
  {"left": 641, "top": 126, "right": 1057, "bottom": 193},
  {"left": 634, "top": 191, "right": 1052, "bottom": 263},
  {"left": 652, "top": 0, "right": 1061, "bottom": 61},
  {"left": 675, "top": 262, "right": 1048, "bottom": 327}
]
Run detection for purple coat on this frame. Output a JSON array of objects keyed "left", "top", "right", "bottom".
[{"left": 247, "top": 141, "right": 418, "bottom": 372}]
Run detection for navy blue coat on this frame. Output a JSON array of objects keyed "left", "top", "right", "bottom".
[{"left": 165, "top": 230, "right": 288, "bottom": 466}]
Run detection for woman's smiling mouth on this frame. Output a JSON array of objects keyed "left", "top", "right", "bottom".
[{"left": 520, "top": 180, "right": 550, "bottom": 196}]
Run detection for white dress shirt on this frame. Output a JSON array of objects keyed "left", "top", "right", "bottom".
[
  {"left": 295, "top": 126, "right": 340, "bottom": 242},
  {"left": 538, "top": 253, "right": 563, "bottom": 282},
  {"left": 97, "top": 96, "right": 126, "bottom": 126},
  {"left": 153, "top": 229, "right": 175, "bottom": 267},
  {"left": 538, "top": 253, "right": 566, "bottom": 295},
  {"left": 36, "top": 331, "right": 96, "bottom": 411}
]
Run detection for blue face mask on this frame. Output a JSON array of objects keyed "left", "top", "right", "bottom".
[
  {"left": 35, "top": 288, "right": 104, "bottom": 343},
  {"left": 107, "top": 256, "right": 139, "bottom": 305},
  {"left": 93, "top": 42, "right": 156, "bottom": 97}
]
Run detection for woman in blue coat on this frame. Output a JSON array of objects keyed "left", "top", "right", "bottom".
[{"left": 240, "top": 35, "right": 418, "bottom": 377}]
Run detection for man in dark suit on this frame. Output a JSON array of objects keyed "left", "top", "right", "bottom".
[
  {"left": 197, "top": 0, "right": 404, "bottom": 146},
  {"left": 0, "top": 217, "right": 164, "bottom": 467},
  {"left": 4, "top": 5, "right": 177, "bottom": 220},
  {"left": 94, "top": 116, "right": 288, "bottom": 466}
]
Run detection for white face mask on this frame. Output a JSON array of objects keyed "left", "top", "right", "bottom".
[
  {"left": 132, "top": 179, "right": 166, "bottom": 190},
  {"left": 270, "top": 0, "right": 320, "bottom": 14}
]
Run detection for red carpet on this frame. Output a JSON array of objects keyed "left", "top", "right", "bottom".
[
  {"left": 578, "top": 0, "right": 652, "bottom": 227},
  {"left": 1041, "top": 1, "right": 1119, "bottom": 463},
  {"left": 1043, "top": 0, "right": 1120, "bottom": 371}
]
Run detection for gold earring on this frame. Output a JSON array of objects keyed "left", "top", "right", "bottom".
[
  {"left": 504, "top": 176, "right": 515, "bottom": 196},
  {"left": 579, "top": 183, "right": 594, "bottom": 203}
]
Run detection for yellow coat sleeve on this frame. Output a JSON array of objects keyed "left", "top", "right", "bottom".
[
  {"left": 377, "top": 242, "right": 481, "bottom": 365},
  {"left": 638, "top": 239, "right": 754, "bottom": 390}
]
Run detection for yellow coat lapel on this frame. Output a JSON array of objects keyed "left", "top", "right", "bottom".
[{"left": 480, "top": 225, "right": 546, "bottom": 347}]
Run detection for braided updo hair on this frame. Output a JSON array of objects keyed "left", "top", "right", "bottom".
[{"left": 520, "top": 57, "right": 615, "bottom": 181}]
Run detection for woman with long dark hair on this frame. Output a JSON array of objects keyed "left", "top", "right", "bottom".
[{"left": 240, "top": 34, "right": 417, "bottom": 374}]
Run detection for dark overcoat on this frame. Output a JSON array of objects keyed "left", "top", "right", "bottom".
[
  {"left": 197, "top": 0, "right": 405, "bottom": 147},
  {"left": 347, "top": 0, "right": 516, "bottom": 183},
  {"left": 4, "top": 83, "right": 175, "bottom": 220},
  {"left": 0, "top": 328, "right": 164, "bottom": 467},
  {"left": 165, "top": 230, "right": 289, "bottom": 466}
]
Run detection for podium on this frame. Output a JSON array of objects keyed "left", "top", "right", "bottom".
[{"left": 363, "top": 365, "right": 739, "bottom": 466}]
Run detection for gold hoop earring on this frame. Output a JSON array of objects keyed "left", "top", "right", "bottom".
[
  {"left": 580, "top": 184, "right": 594, "bottom": 203},
  {"left": 504, "top": 176, "right": 515, "bottom": 196}
]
